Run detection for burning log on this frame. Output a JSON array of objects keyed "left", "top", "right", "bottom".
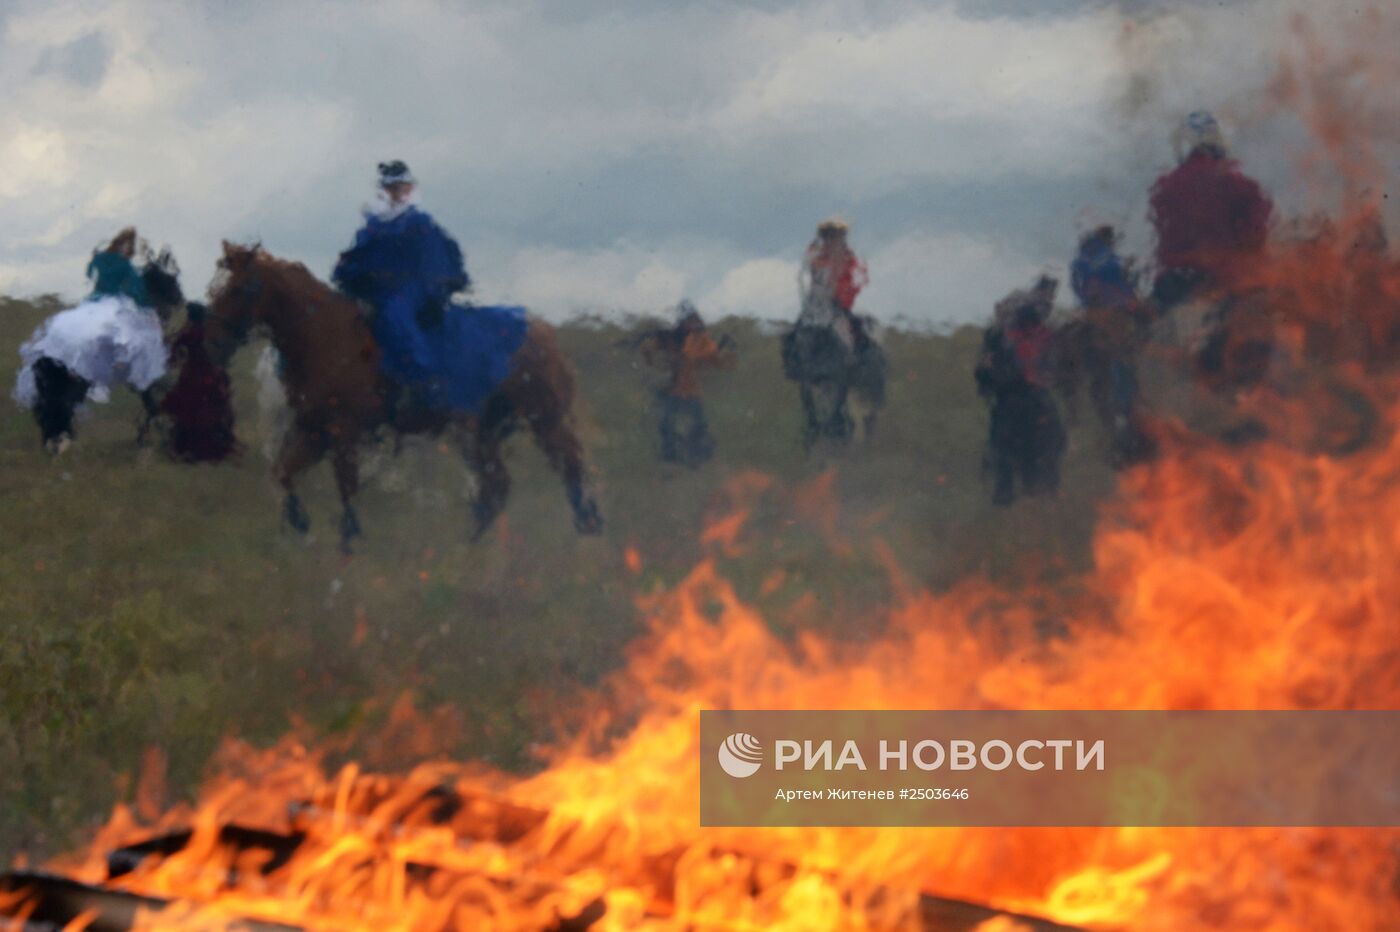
[
  {"left": 0, "top": 772, "right": 1085, "bottom": 930},
  {"left": 0, "top": 871, "right": 299, "bottom": 932},
  {"left": 1, "top": 857, "right": 606, "bottom": 932},
  {"left": 0, "top": 778, "right": 1083, "bottom": 932},
  {"left": 107, "top": 826, "right": 304, "bottom": 880},
  {"left": 289, "top": 782, "right": 1087, "bottom": 929}
]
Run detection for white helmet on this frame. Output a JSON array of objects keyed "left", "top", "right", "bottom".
[{"left": 1172, "top": 110, "right": 1226, "bottom": 161}]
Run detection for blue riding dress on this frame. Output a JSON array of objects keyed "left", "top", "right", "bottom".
[{"left": 332, "top": 204, "right": 528, "bottom": 412}]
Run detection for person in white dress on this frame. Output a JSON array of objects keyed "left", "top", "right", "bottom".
[{"left": 13, "top": 228, "right": 172, "bottom": 451}]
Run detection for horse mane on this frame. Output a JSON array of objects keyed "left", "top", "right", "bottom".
[
  {"left": 255, "top": 248, "right": 338, "bottom": 304},
  {"left": 215, "top": 243, "right": 345, "bottom": 311}
]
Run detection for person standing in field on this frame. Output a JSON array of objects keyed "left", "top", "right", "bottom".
[
  {"left": 975, "top": 276, "right": 1066, "bottom": 505},
  {"left": 158, "top": 302, "right": 239, "bottom": 464},
  {"left": 638, "top": 300, "right": 735, "bottom": 467}
]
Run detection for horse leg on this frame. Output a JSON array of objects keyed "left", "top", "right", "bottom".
[
  {"left": 275, "top": 425, "right": 325, "bottom": 534},
  {"left": 527, "top": 409, "right": 602, "bottom": 535},
  {"left": 826, "top": 379, "right": 852, "bottom": 441},
  {"left": 331, "top": 441, "right": 363, "bottom": 554},
  {"left": 495, "top": 320, "right": 601, "bottom": 534},
  {"left": 1026, "top": 394, "right": 1066, "bottom": 496},
  {"left": 657, "top": 391, "right": 681, "bottom": 463},
  {"left": 989, "top": 406, "right": 1016, "bottom": 507},
  {"left": 32, "top": 358, "right": 88, "bottom": 452},
  {"left": 856, "top": 387, "right": 880, "bottom": 441},
  {"left": 465, "top": 397, "right": 515, "bottom": 539},
  {"left": 799, "top": 383, "right": 820, "bottom": 449},
  {"left": 135, "top": 386, "right": 160, "bottom": 446},
  {"left": 684, "top": 397, "right": 714, "bottom": 465}
]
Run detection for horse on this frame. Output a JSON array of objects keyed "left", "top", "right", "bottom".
[
  {"left": 205, "top": 242, "right": 603, "bottom": 551},
  {"left": 1055, "top": 285, "right": 1381, "bottom": 461},
  {"left": 1051, "top": 308, "right": 1157, "bottom": 469},
  {"left": 780, "top": 314, "right": 887, "bottom": 448},
  {"left": 15, "top": 251, "right": 185, "bottom": 451}
]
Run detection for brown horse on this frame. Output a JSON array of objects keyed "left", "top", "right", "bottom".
[{"left": 206, "top": 242, "right": 602, "bottom": 550}]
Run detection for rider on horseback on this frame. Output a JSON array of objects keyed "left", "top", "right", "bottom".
[
  {"left": 87, "top": 227, "right": 150, "bottom": 306},
  {"left": 332, "top": 160, "right": 470, "bottom": 419},
  {"left": 798, "top": 216, "right": 870, "bottom": 351},
  {"left": 784, "top": 217, "right": 885, "bottom": 446},
  {"left": 1148, "top": 111, "right": 1272, "bottom": 312},
  {"left": 13, "top": 228, "right": 171, "bottom": 451}
]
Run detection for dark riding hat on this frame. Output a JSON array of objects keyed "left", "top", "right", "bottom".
[
  {"left": 378, "top": 160, "right": 416, "bottom": 188},
  {"left": 1079, "top": 225, "right": 1117, "bottom": 250}
]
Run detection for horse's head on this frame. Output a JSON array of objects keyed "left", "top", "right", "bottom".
[
  {"left": 206, "top": 241, "right": 274, "bottom": 365},
  {"left": 141, "top": 246, "right": 185, "bottom": 322}
]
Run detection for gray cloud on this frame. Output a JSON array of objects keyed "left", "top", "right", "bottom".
[
  {"left": 0, "top": 0, "right": 1392, "bottom": 325},
  {"left": 31, "top": 29, "right": 111, "bottom": 88}
]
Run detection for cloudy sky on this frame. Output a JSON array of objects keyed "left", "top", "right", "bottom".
[{"left": 0, "top": 0, "right": 1393, "bottom": 326}]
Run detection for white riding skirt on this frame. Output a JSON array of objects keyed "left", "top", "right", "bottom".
[{"left": 12, "top": 296, "right": 169, "bottom": 407}]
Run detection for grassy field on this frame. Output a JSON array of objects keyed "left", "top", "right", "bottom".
[{"left": 0, "top": 296, "right": 1119, "bottom": 861}]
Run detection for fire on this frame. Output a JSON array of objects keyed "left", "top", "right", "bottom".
[
  {"left": 11, "top": 365, "right": 1400, "bottom": 928},
  {"left": 9, "top": 13, "right": 1400, "bottom": 932}
]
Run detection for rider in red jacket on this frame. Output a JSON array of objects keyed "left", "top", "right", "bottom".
[{"left": 1148, "top": 111, "right": 1272, "bottom": 310}]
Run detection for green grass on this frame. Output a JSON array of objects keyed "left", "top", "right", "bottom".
[{"left": 0, "top": 297, "right": 1118, "bottom": 861}]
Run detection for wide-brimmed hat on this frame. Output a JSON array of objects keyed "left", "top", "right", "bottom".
[{"left": 817, "top": 215, "right": 850, "bottom": 235}]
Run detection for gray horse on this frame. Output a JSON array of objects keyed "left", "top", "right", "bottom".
[{"left": 781, "top": 314, "right": 887, "bottom": 448}]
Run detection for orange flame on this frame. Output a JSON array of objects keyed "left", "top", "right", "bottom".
[{"left": 12, "top": 11, "right": 1400, "bottom": 931}]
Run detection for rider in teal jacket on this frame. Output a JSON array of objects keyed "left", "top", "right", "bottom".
[{"left": 87, "top": 227, "right": 149, "bottom": 306}]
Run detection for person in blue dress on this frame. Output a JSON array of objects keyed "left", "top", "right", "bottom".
[{"left": 333, "top": 161, "right": 527, "bottom": 420}]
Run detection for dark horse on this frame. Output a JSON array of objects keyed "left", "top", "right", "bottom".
[
  {"left": 206, "top": 243, "right": 602, "bottom": 550},
  {"left": 781, "top": 318, "right": 887, "bottom": 447}
]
